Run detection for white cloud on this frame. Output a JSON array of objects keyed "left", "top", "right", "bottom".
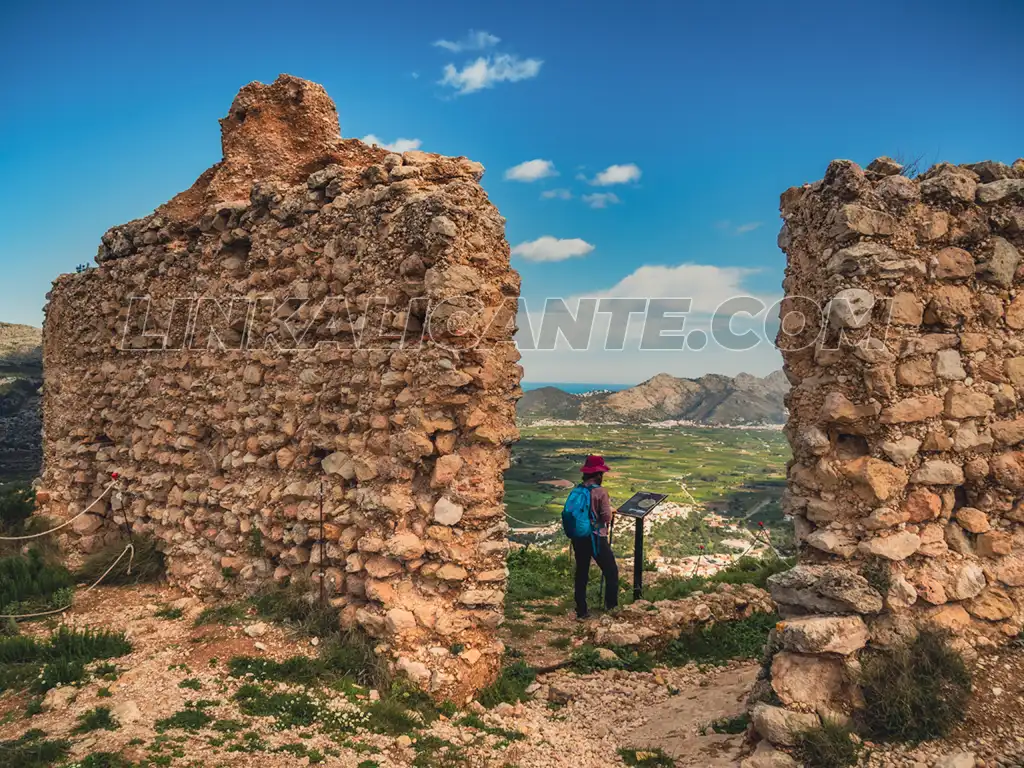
[
  {"left": 516, "top": 261, "right": 784, "bottom": 383},
  {"left": 433, "top": 30, "right": 500, "bottom": 53},
  {"left": 361, "top": 134, "right": 422, "bottom": 153},
  {"left": 591, "top": 163, "right": 642, "bottom": 186},
  {"left": 541, "top": 188, "right": 573, "bottom": 200},
  {"left": 505, "top": 159, "right": 557, "bottom": 182},
  {"left": 716, "top": 220, "right": 764, "bottom": 236},
  {"left": 511, "top": 236, "right": 595, "bottom": 263},
  {"left": 582, "top": 192, "right": 621, "bottom": 209},
  {"left": 440, "top": 54, "right": 543, "bottom": 94},
  {"left": 590, "top": 263, "right": 777, "bottom": 314}
]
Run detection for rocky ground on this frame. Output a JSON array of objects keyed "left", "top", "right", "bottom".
[
  {"left": 0, "top": 584, "right": 762, "bottom": 768},
  {"left": 2, "top": 581, "right": 1023, "bottom": 767}
]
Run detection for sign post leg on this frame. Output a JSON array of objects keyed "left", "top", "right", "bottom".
[{"left": 633, "top": 517, "right": 644, "bottom": 601}]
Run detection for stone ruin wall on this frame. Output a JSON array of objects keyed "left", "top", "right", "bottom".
[
  {"left": 39, "top": 75, "right": 522, "bottom": 701},
  {"left": 755, "top": 156, "right": 1024, "bottom": 741}
]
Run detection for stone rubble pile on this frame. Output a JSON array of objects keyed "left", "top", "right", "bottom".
[
  {"left": 39, "top": 75, "right": 522, "bottom": 701},
  {"left": 757, "top": 155, "right": 1024, "bottom": 745},
  {"left": 582, "top": 583, "right": 775, "bottom": 648}
]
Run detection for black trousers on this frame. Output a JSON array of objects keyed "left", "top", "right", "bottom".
[{"left": 572, "top": 535, "right": 619, "bottom": 615}]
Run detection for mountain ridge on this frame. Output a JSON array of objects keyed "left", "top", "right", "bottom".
[{"left": 517, "top": 370, "right": 789, "bottom": 426}]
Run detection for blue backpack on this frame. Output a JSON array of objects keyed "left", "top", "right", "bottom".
[{"left": 562, "top": 484, "right": 595, "bottom": 540}]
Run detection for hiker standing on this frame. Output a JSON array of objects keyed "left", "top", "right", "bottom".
[{"left": 561, "top": 455, "right": 620, "bottom": 619}]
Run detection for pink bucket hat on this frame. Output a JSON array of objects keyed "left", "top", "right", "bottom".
[{"left": 580, "top": 455, "right": 611, "bottom": 474}]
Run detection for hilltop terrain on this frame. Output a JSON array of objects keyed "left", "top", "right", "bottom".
[
  {"left": 518, "top": 371, "right": 789, "bottom": 426},
  {"left": 0, "top": 322, "right": 42, "bottom": 480}
]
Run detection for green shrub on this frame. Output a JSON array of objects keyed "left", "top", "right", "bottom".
[
  {"left": 0, "top": 483, "right": 35, "bottom": 530},
  {"left": 73, "top": 706, "right": 120, "bottom": 733},
  {"left": 477, "top": 659, "right": 536, "bottom": 708},
  {"left": 660, "top": 612, "right": 778, "bottom": 667},
  {"left": 154, "top": 606, "right": 183, "bottom": 620},
  {"left": 794, "top": 719, "right": 861, "bottom": 768},
  {"left": 0, "top": 728, "right": 71, "bottom": 768},
  {"left": 250, "top": 582, "right": 338, "bottom": 637},
  {"left": 0, "top": 549, "right": 74, "bottom": 617},
  {"left": 859, "top": 630, "right": 971, "bottom": 742},
  {"left": 320, "top": 631, "right": 389, "bottom": 689},
  {"left": 364, "top": 697, "right": 422, "bottom": 735}
]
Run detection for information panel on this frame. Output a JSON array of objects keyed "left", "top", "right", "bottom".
[{"left": 616, "top": 491, "right": 668, "bottom": 519}]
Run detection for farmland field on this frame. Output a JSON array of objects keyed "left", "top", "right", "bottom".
[{"left": 504, "top": 424, "right": 793, "bottom": 552}]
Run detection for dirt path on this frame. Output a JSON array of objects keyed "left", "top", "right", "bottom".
[{"left": 628, "top": 664, "right": 757, "bottom": 766}]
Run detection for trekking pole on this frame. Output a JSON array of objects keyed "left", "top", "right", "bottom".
[{"left": 690, "top": 544, "right": 705, "bottom": 578}]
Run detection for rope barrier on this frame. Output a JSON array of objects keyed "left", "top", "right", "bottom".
[
  {"left": 0, "top": 543, "right": 135, "bottom": 620},
  {"left": 0, "top": 479, "right": 119, "bottom": 541},
  {"left": 505, "top": 513, "right": 554, "bottom": 529}
]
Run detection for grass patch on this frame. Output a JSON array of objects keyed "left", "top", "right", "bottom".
[
  {"left": 506, "top": 547, "right": 569, "bottom": 608},
  {"left": 412, "top": 735, "right": 467, "bottom": 768},
  {"left": 455, "top": 713, "right": 525, "bottom": 743},
  {"left": 547, "top": 636, "right": 571, "bottom": 650},
  {"left": 73, "top": 706, "right": 120, "bottom": 733},
  {"left": 249, "top": 582, "right": 338, "bottom": 638},
  {"left": 478, "top": 659, "right": 536, "bottom": 708},
  {"left": 235, "top": 683, "right": 371, "bottom": 734},
  {"left": 660, "top": 612, "right": 777, "bottom": 667},
  {"left": 364, "top": 697, "right": 422, "bottom": 735},
  {"left": 155, "top": 700, "right": 215, "bottom": 732},
  {"left": 703, "top": 713, "right": 749, "bottom": 734},
  {"left": 154, "top": 606, "right": 183, "bottom": 620},
  {"left": 642, "top": 556, "right": 794, "bottom": 603},
  {"left": 73, "top": 752, "right": 139, "bottom": 768},
  {"left": 618, "top": 746, "right": 675, "bottom": 767},
  {"left": 859, "top": 630, "right": 971, "bottom": 742},
  {"left": 178, "top": 677, "right": 202, "bottom": 690},
  {"left": 0, "top": 728, "right": 71, "bottom": 768},
  {"left": 569, "top": 645, "right": 654, "bottom": 674},
  {"left": 195, "top": 603, "right": 247, "bottom": 626},
  {"left": 0, "top": 625, "right": 132, "bottom": 694},
  {"left": 0, "top": 548, "right": 74, "bottom": 618},
  {"left": 75, "top": 535, "right": 165, "bottom": 586},
  {"left": 794, "top": 719, "right": 861, "bottom": 768},
  {"left": 227, "top": 629, "right": 387, "bottom": 690}
]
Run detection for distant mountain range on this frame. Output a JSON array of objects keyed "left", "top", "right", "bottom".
[
  {"left": 517, "top": 371, "right": 790, "bottom": 426},
  {"left": 0, "top": 323, "right": 43, "bottom": 479}
]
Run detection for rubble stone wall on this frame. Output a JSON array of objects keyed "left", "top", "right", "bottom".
[
  {"left": 759, "top": 156, "right": 1024, "bottom": 737},
  {"left": 40, "top": 75, "right": 522, "bottom": 701}
]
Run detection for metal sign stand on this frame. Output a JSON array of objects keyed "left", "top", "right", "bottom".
[{"left": 615, "top": 491, "right": 668, "bottom": 601}]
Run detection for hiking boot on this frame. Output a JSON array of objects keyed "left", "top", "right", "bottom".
[{"left": 575, "top": 611, "right": 592, "bottom": 621}]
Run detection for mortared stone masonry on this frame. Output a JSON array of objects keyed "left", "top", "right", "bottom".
[{"left": 40, "top": 75, "right": 522, "bottom": 701}]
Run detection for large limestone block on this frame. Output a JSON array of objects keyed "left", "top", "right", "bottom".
[
  {"left": 778, "top": 615, "right": 868, "bottom": 655},
  {"left": 751, "top": 703, "right": 820, "bottom": 747},
  {"left": 771, "top": 652, "right": 852, "bottom": 711}
]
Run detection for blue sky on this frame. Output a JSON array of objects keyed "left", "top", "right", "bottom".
[{"left": 1, "top": 1, "right": 1022, "bottom": 384}]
